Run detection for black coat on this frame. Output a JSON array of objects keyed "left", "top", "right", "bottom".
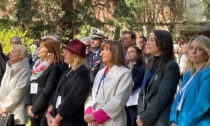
[
  {"left": 0, "top": 52, "right": 7, "bottom": 84},
  {"left": 26, "top": 64, "right": 62, "bottom": 115},
  {"left": 86, "top": 50, "right": 104, "bottom": 84},
  {"left": 52, "top": 65, "right": 91, "bottom": 126},
  {"left": 137, "top": 59, "right": 180, "bottom": 126}
]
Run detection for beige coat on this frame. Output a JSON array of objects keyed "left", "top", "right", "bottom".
[
  {"left": 0, "top": 58, "right": 31, "bottom": 125},
  {"left": 85, "top": 65, "right": 133, "bottom": 126}
]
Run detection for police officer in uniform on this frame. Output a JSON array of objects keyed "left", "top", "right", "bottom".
[{"left": 86, "top": 28, "right": 107, "bottom": 84}]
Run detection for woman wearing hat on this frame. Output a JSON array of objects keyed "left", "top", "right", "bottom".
[{"left": 46, "top": 39, "right": 92, "bottom": 126}]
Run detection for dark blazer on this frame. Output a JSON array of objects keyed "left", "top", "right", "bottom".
[
  {"left": 0, "top": 52, "right": 7, "bottom": 84},
  {"left": 26, "top": 64, "right": 62, "bottom": 115},
  {"left": 52, "top": 65, "right": 91, "bottom": 126},
  {"left": 86, "top": 49, "right": 104, "bottom": 84},
  {"left": 131, "top": 62, "right": 145, "bottom": 92},
  {"left": 137, "top": 59, "right": 180, "bottom": 126}
]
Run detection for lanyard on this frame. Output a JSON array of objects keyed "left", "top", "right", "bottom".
[
  {"left": 95, "top": 67, "right": 108, "bottom": 98},
  {"left": 177, "top": 65, "right": 204, "bottom": 111},
  {"left": 142, "top": 68, "right": 156, "bottom": 90},
  {"left": 179, "top": 66, "right": 204, "bottom": 100}
]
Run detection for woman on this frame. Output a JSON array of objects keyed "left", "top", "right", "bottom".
[
  {"left": 84, "top": 40, "right": 133, "bottom": 126},
  {"left": 125, "top": 46, "right": 145, "bottom": 126},
  {"left": 170, "top": 36, "right": 210, "bottom": 126},
  {"left": 136, "top": 30, "right": 180, "bottom": 126},
  {"left": 26, "top": 38, "right": 62, "bottom": 126},
  {"left": 0, "top": 45, "right": 31, "bottom": 126},
  {"left": 45, "top": 39, "right": 92, "bottom": 126}
]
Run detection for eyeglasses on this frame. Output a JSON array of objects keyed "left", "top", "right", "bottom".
[{"left": 86, "top": 45, "right": 91, "bottom": 49}]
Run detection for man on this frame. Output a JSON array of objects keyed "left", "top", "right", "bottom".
[
  {"left": 81, "top": 37, "right": 92, "bottom": 55},
  {"left": 178, "top": 42, "right": 188, "bottom": 79},
  {"left": 136, "top": 36, "right": 147, "bottom": 50},
  {"left": 120, "top": 31, "right": 136, "bottom": 56},
  {"left": 86, "top": 28, "right": 107, "bottom": 84}
]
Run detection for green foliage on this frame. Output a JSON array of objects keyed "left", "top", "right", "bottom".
[
  {"left": 0, "top": 28, "right": 34, "bottom": 54},
  {"left": 203, "top": 0, "right": 210, "bottom": 20}
]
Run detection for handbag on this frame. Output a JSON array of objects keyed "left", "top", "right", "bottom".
[{"left": 0, "top": 113, "right": 14, "bottom": 126}]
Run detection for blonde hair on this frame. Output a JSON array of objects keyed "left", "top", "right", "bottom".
[
  {"left": 187, "top": 35, "right": 210, "bottom": 74},
  {"left": 11, "top": 44, "right": 28, "bottom": 59},
  {"left": 70, "top": 54, "right": 85, "bottom": 70}
]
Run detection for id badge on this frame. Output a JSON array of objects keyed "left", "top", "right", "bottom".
[
  {"left": 177, "top": 103, "right": 181, "bottom": 111},
  {"left": 30, "top": 83, "right": 38, "bottom": 94},
  {"left": 56, "top": 96, "right": 61, "bottom": 108}
]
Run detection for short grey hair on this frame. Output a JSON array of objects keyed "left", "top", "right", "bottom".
[
  {"left": 10, "top": 36, "right": 22, "bottom": 45},
  {"left": 81, "top": 37, "right": 91, "bottom": 43},
  {"left": 42, "top": 34, "right": 61, "bottom": 46}
]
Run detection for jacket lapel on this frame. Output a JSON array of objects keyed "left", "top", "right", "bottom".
[
  {"left": 182, "top": 72, "right": 201, "bottom": 102},
  {"left": 104, "top": 65, "right": 119, "bottom": 82}
]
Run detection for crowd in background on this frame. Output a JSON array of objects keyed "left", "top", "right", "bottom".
[{"left": 0, "top": 28, "right": 210, "bottom": 126}]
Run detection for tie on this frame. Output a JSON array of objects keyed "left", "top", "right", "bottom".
[{"left": 92, "top": 53, "right": 96, "bottom": 61}]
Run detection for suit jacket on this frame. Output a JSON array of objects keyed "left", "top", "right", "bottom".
[
  {"left": 86, "top": 49, "right": 104, "bottom": 84},
  {"left": 137, "top": 60, "right": 180, "bottom": 126},
  {"left": 26, "top": 64, "right": 62, "bottom": 116},
  {"left": 0, "top": 58, "right": 31, "bottom": 125},
  {"left": 170, "top": 68, "right": 210, "bottom": 126},
  {"left": 52, "top": 65, "right": 91, "bottom": 126},
  {"left": 85, "top": 65, "right": 133, "bottom": 126}
]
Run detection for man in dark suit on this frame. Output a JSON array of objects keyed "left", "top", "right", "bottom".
[{"left": 86, "top": 28, "right": 107, "bottom": 84}]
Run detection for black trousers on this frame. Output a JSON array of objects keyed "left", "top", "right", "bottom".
[
  {"left": 125, "top": 105, "right": 138, "bottom": 126},
  {"left": 30, "top": 116, "right": 47, "bottom": 126}
]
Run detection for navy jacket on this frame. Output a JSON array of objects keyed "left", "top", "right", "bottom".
[{"left": 86, "top": 50, "right": 104, "bottom": 84}]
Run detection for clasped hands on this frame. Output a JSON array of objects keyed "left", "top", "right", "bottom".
[
  {"left": 46, "top": 114, "right": 60, "bottom": 126},
  {"left": 0, "top": 107, "right": 7, "bottom": 118},
  {"left": 26, "top": 106, "right": 39, "bottom": 118},
  {"left": 84, "top": 114, "right": 98, "bottom": 126}
]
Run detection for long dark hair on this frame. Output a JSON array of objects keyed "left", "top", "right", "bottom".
[{"left": 151, "top": 30, "right": 175, "bottom": 71}]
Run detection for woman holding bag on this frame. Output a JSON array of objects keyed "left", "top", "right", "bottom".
[{"left": 0, "top": 45, "right": 31, "bottom": 126}]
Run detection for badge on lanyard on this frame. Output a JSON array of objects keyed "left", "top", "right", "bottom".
[
  {"left": 56, "top": 96, "right": 61, "bottom": 108},
  {"left": 30, "top": 83, "right": 38, "bottom": 94}
]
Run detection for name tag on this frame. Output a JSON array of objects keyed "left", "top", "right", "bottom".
[
  {"left": 30, "top": 83, "right": 38, "bottom": 94},
  {"left": 56, "top": 96, "right": 61, "bottom": 108}
]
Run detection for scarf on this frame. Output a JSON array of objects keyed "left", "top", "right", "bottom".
[{"left": 30, "top": 59, "right": 50, "bottom": 81}]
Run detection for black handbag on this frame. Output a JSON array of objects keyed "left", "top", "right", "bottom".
[{"left": 0, "top": 113, "right": 14, "bottom": 126}]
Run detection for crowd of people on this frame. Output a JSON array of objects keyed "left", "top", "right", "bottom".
[{"left": 0, "top": 28, "right": 210, "bottom": 126}]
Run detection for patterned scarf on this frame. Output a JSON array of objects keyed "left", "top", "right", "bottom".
[{"left": 30, "top": 59, "right": 50, "bottom": 81}]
